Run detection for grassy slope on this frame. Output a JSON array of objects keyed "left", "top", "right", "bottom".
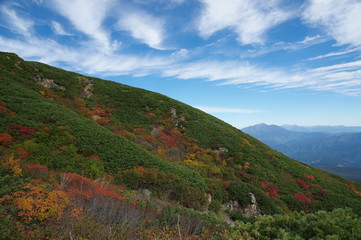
[{"left": 1, "top": 52, "right": 361, "bottom": 215}]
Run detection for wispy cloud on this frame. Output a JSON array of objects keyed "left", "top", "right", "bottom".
[
  {"left": 0, "top": 6, "right": 34, "bottom": 36},
  {"left": 197, "top": 0, "right": 292, "bottom": 45},
  {"left": 195, "top": 106, "right": 262, "bottom": 114},
  {"left": 51, "top": 21, "right": 72, "bottom": 36},
  {"left": 117, "top": 10, "right": 165, "bottom": 50},
  {"left": 303, "top": 0, "right": 361, "bottom": 48},
  {"left": 51, "top": 0, "right": 117, "bottom": 53},
  {"left": 307, "top": 49, "right": 358, "bottom": 61},
  {"left": 242, "top": 35, "right": 328, "bottom": 58}
]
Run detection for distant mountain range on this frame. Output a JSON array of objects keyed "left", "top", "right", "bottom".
[
  {"left": 281, "top": 125, "right": 361, "bottom": 134},
  {"left": 242, "top": 124, "right": 361, "bottom": 182}
]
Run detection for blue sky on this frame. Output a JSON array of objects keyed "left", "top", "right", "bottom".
[{"left": 1, "top": 0, "right": 361, "bottom": 128}]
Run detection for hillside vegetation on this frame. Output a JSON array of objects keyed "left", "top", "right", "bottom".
[{"left": 1, "top": 52, "right": 361, "bottom": 239}]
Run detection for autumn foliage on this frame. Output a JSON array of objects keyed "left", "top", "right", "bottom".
[
  {"left": 295, "top": 178, "right": 310, "bottom": 190},
  {"left": 0, "top": 133, "right": 13, "bottom": 146},
  {"left": 261, "top": 181, "right": 280, "bottom": 198},
  {"left": 293, "top": 193, "right": 310, "bottom": 204},
  {"left": 0, "top": 182, "right": 69, "bottom": 222},
  {"left": 0, "top": 101, "right": 8, "bottom": 113}
]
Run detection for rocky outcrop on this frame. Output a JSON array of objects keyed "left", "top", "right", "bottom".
[
  {"left": 80, "top": 78, "right": 93, "bottom": 98},
  {"left": 34, "top": 75, "right": 65, "bottom": 90},
  {"left": 243, "top": 192, "right": 261, "bottom": 218},
  {"left": 170, "top": 107, "right": 185, "bottom": 128}
]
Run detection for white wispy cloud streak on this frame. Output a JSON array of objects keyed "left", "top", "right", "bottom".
[
  {"left": 194, "top": 106, "right": 262, "bottom": 114},
  {"left": 51, "top": 21, "right": 72, "bottom": 36},
  {"left": 0, "top": 6, "right": 34, "bottom": 36},
  {"left": 242, "top": 35, "right": 328, "bottom": 58},
  {"left": 116, "top": 10, "right": 165, "bottom": 50},
  {"left": 307, "top": 49, "right": 358, "bottom": 61},
  {"left": 303, "top": 0, "right": 361, "bottom": 48},
  {"left": 51, "top": 0, "right": 118, "bottom": 53},
  {"left": 197, "top": 0, "right": 292, "bottom": 45}
]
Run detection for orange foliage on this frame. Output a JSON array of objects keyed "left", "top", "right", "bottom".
[
  {"left": 0, "top": 183, "right": 69, "bottom": 222},
  {"left": 0, "top": 133, "right": 13, "bottom": 146},
  {"left": 90, "top": 154, "right": 100, "bottom": 160},
  {"left": 134, "top": 166, "right": 145, "bottom": 176},
  {"left": 146, "top": 112, "right": 155, "bottom": 117},
  {"left": 0, "top": 101, "right": 8, "bottom": 113}
]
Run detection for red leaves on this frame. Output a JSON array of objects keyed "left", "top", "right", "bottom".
[
  {"left": 7, "top": 125, "right": 36, "bottom": 135},
  {"left": 293, "top": 193, "right": 310, "bottom": 204},
  {"left": 27, "top": 164, "right": 48, "bottom": 171},
  {"left": 26, "top": 164, "right": 48, "bottom": 179},
  {"left": 19, "top": 126, "right": 36, "bottom": 135},
  {"left": 16, "top": 148, "right": 29, "bottom": 159},
  {"left": 0, "top": 133, "right": 13, "bottom": 146},
  {"left": 261, "top": 181, "right": 280, "bottom": 198},
  {"left": 295, "top": 178, "right": 310, "bottom": 190},
  {"left": 96, "top": 118, "right": 111, "bottom": 125},
  {"left": 61, "top": 173, "right": 126, "bottom": 202},
  {"left": 304, "top": 174, "right": 315, "bottom": 181},
  {"left": 0, "top": 101, "right": 8, "bottom": 113},
  {"left": 159, "top": 134, "right": 177, "bottom": 147}
]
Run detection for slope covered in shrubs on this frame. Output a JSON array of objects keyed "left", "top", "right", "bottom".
[{"left": 1, "top": 52, "right": 361, "bottom": 239}]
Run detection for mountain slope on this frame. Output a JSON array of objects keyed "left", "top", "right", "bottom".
[{"left": 1, "top": 52, "right": 361, "bottom": 238}]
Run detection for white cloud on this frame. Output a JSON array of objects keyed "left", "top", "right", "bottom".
[
  {"left": 117, "top": 11, "right": 165, "bottom": 49},
  {"left": 307, "top": 49, "right": 358, "bottom": 61},
  {"left": 0, "top": 6, "right": 34, "bottom": 36},
  {"left": 303, "top": 0, "right": 361, "bottom": 48},
  {"left": 197, "top": 0, "right": 292, "bottom": 45},
  {"left": 242, "top": 35, "right": 328, "bottom": 58},
  {"left": 51, "top": 21, "right": 72, "bottom": 36},
  {"left": 194, "top": 106, "right": 262, "bottom": 114},
  {"left": 51, "top": 0, "right": 117, "bottom": 53}
]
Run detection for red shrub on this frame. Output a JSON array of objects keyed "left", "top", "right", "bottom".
[
  {"left": 0, "top": 101, "right": 7, "bottom": 113},
  {"left": 261, "top": 181, "right": 280, "bottom": 198},
  {"left": 16, "top": 148, "right": 29, "bottom": 159},
  {"left": 26, "top": 164, "right": 48, "bottom": 178},
  {"left": 293, "top": 193, "right": 310, "bottom": 203},
  {"left": 304, "top": 174, "right": 315, "bottom": 181},
  {"left": 27, "top": 164, "right": 48, "bottom": 171},
  {"left": 61, "top": 173, "right": 125, "bottom": 201},
  {"left": 96, "top": 118, "right": 111, "bottom": 125},
  {"left": 19, "top": 126, "right": 36, "bottom": 135},
  {"left": 0, "top": 133, "right": 13, "bottom": 146},
  {"left": 295, "top": 178, "right": 310, "bottom": 189},
  {"left": 159, "top": 134, "right": 177, "bottom": 147}
]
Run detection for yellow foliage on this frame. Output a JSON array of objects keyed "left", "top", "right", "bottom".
[
  {"left": 8, "top": 183, "right": 69, "bottom": 222},
  {"left": 1, "top": 154, "right": 22, "bottom": 176}
]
